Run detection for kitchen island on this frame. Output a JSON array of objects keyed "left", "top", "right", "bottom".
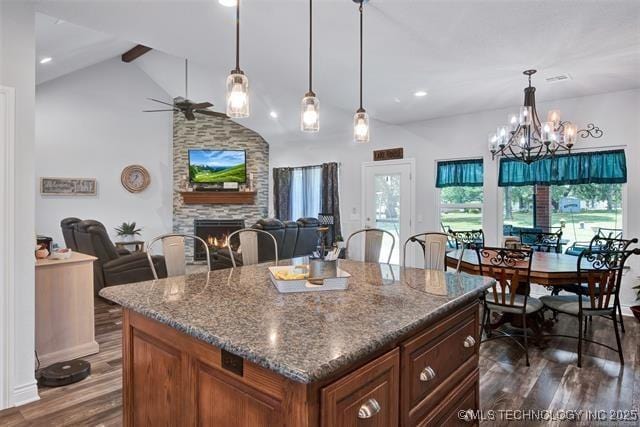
[{"left": 100, "top": 260, "right": 494, "bottom": 426}]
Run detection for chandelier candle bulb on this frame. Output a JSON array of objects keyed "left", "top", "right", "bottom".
[
  {"left": 547, "top": 110, "right": 561, "bottom": 128},
  {"left": 508, "top": 114, "right": 519, "bottom": 132},
  {"left": 541, "top": 121, "right": 554, "bottom": 142},
  {"left": 564, "top": 122, "right": 577, "bottom": 146},
  {"left": 519, "top": 106, "right": 532, "bottom": 126},
  {"left": 488, "top": 132, "right": 498, "bottom": 152}
]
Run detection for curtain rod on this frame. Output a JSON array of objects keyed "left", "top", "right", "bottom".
[{"left": 275, "top": 162, "right": 342, "bottom": 170}]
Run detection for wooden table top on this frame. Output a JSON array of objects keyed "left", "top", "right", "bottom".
[
  {"left": 36, "top": 251, "right": 97, "bottom": 268},
  {"left": 446, "top": 249, "right": 583, "bottom": 286}
]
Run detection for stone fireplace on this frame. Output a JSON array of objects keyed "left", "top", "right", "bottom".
[
  {"left": 172, "top": 112, "right": 269, "bottom": 260},
  {"left": 193, "top": 219, "right": 244, "bottom": 261}
]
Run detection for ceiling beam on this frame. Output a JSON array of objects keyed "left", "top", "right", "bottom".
[{"left": 121, "top": 44, "right": 152, "bottom": 63}]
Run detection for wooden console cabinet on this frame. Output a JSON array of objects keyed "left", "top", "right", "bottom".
[{"left": 122, "top": 301, "right": 480, "bottom": 426}]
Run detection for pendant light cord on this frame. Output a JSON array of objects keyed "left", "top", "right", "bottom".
[
  {"left": 185, "top": 58, "right": 188, "bottom": 99},
  {"left": 359, "top": 3, "right": 363, "bottom": 110},
  {"left": 235, "top": 0, "right": 241, "bottom": 71},
  {"left": 308, "top": 0, "right": 313, "bottom": 93}
]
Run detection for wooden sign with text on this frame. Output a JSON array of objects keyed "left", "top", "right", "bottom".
[{"left": 373, "top": 148, "right": 404, "bottom": 161}]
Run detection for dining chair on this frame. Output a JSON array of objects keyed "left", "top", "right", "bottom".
[
  {"left": 345, "top": 228, "right": 395, "bottom": 264},
  {"left": 519, "top": 230, "right": 563, "bottom": 253},
  {"left": 402, "top": 232, "right": 449, "bottom": 271},
  {"left": 227, "top": 228, "right": 279, "bottom": 268},
  {"left": 559, "top": 237, "right": 638, "bottom": 333},
  {"left": 540, "top": 247, "right": 640, "bottom": 367},
  {"left": 147, "top": 233, "right": 211, "bottom": 279},
  {"left": 476, "top": 246, "right": 540, "bottom": 366},
  {"left": 596, "top": 227, "right": 623, "bottom": 240},
  {"left": 447, "top": 227, "right": 485, "bottom": 250}
]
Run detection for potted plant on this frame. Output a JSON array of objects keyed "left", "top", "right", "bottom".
[
  {"left": 631, "top": 281, "right": 640, "bottom": 322},
  {"left": 334, "top": 235, "right": 346, "bottom": 249},
  {"left": 115, "top": 222, "right": 142, "bottom": 242}
]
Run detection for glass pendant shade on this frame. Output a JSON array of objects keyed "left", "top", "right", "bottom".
[
  {"left": 301, "top": 94, "right": 319, "bottom": 132},
  {"left": 488, "top": 132, "right": 498, "bottom": 152},
  {"left": 547, "top": 110, "right": 561, "bottom": 128},
  {"left": 354, "top": 110, "right": 370, "bottom": 143},
  {"left": 541, "top": 121, "right": 554, "bottom": 142},
  {"left": 508, "top": 113, "right": 519, "bottom": 132},
  {"left": 519, "top": 106, "right": 532, "bottom": 126},
  {"left": 226, "top": 71, "right": 249, "bottom": 118},
  {"left": 496, "top": 125, "right": 509, "bottom": 146},
  {"left": 564, "top": 122, "right": 577, "bottom": 146}
]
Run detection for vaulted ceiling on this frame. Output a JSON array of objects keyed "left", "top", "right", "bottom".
[{"left": 35, "top": 0, "right": 640, "bottom": 144}]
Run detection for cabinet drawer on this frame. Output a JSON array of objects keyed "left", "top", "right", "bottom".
[
  {"left": 401, "top": 303, "right": 479, "bottom": 424},
  {"left": 321, "top": 348, "right": 399, "bottom": 427},
  {"left": 417, "top": 369, "right": 479, "bottom": 427}
]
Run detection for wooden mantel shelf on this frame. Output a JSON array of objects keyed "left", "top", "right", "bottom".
[{"left": 180, "top": 191, "right": 256, "bottom": 205}]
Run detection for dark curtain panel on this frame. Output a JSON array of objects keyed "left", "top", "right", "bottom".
[
  {"left": 436, "top": 158, "right": 484, "bottom": 188},
  {"left": 499, "top": 149, "right": 627, "bottom": 187},
  {"left": 273, "top": 167, "right": 293, "bottom": 220},
  {"left": 321, "top": 162, "right": 342, "bottom": 240}
]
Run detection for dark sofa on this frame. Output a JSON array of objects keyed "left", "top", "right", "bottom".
[{"left": 215, "top": 217, "right": 321, "bottom": 268}]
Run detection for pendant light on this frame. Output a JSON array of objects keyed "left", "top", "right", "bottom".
[
  {"left": 301, "top": 0, "right": 320, "bottom": 132},
  {"left": 353, "top": 0, "right": 369, "bottom": 143},
  {"left": 226, "top": 0, "right": 249, "bottom": 118}
]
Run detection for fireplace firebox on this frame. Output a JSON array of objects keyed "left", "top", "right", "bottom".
[{"left": 193, "top": 219, "right": 245, "bottom": 261}]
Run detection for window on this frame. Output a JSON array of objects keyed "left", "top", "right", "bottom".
[
  {"left": 439, "top": 187, "right": 483, "bottom": 231},
  {"left": 290, "top": 166, "right": 321, "bottom": 219},
  {"left": 436, "top": 159, "right": 484, "bottom": 232},
  {"left": 499, "top": 149, "right": 627, "bottom": 243},
  {"left": 503, "top": 183, "right": 624, "bottom": 242}
]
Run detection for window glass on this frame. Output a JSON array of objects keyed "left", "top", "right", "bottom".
[{"left": 439, "top": 186, "right": 483, "bottom": 231}]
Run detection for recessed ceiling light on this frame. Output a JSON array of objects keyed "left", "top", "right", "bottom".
[
  {"left": 40, "top": 57, "right": 52, "bottom": 64},
  {"left": 218, "top": 0, "right": 237, "bottom": 6},
  {"left": 269, "top": 111, "right": 278, "bottom": 119},
  {"left": 414, "top": 90, "right": 427, "bottom": 97}
]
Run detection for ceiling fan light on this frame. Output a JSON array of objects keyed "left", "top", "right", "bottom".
[
  {"left": 226, "top": 71, "right": 249, "bottom": 118},
  {"left": 301, "top": 94, "right": 320, "bottom": 132},
  {"left": 354, "top": 109, "right": 370, "bottom": 143}
]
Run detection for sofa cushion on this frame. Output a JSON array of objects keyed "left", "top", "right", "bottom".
[{"left": 297, "top": 217, "right": 320, "bottom": 228}]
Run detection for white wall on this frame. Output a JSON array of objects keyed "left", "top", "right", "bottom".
[
  {"left": 0, "top": 0, "right": 39, "bottom": 408},
  {"left": 270, "top": 89, "right": 640, "bottom": 308},
  {"left": 36, "top": 57, "right": 173, "bottom": 245}
]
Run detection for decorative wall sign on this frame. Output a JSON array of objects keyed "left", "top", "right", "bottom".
[
  {"left": 40, "top": 177, "right": 97, "bottom": 196},
  {"left": 373, "top": 148, "right": 404, "bottom": 161},
  {"left": 121, "top": 165, "right": 151, "bottom": 193}
]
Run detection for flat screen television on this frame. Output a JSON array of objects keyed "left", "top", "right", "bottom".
[{"left": 188, "top": 149, "right": 247, "bottom": 184}]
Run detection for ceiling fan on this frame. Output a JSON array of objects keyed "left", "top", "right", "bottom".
[{"left": 144, "top": 59, "right": 227, "bottom": 121}]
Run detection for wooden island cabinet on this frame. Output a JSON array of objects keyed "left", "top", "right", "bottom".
[
  {"left": 122, "top": 301, "right": 479, "bottom": 426},
  {"left": 102, "top": 260, "right": 491, "bottom": 426}
]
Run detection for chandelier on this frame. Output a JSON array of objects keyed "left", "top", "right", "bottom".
[{"left": 488, "top": 69, "right": 603, "bottom": 164}]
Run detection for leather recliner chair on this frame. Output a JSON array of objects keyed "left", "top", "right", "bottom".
[
  {"left": 70, "top": 219, "right": 167, "bottom": 295},
  {"left": 293, "top": 217, "right": 321, "bottom": 257},
  {"left": 61, "top": 217, "right": 81, "bottom": 251}
]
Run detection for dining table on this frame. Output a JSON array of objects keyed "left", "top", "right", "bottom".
[{"left": 446, "top": 248, "right": 583, "bottom": 286}]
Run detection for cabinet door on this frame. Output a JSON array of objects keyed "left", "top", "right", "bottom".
[
  {"left": 322, "top": 349, "right": 399, "bottom": 427},
  {"left": 195, "top": 361, "right": 283, "bottom": 427}
]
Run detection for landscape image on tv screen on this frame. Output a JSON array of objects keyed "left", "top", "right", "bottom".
[{"left": 188, "top": 150, "right": 246, "bottom": 183}]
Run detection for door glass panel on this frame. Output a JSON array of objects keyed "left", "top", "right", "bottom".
[{"left": 374, "top": 174, "right": 400, "bottom": 264}]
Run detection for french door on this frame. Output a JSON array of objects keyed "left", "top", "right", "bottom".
[{"left": 362, "top": 160, "right": 414, "bottom": 266}]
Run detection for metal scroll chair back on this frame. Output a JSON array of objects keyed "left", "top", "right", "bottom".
[
  {"left": 596, "top": 227, "right": 623, "bottom": 240},
  {"left": 519, "top": 230, "right": 563, "bottom": 253},
  {"left": 476, "top": 247, "right": 534, "bottom": 310},
  {"left": 576, "top": 247, "right": 639, "bottom": 312},
  {"left": 588, "top": 236, "right": 636, "bottom": 253},
  {"left": 227, "top": 228, "right": 279, "bottom": 268},
  {"left": 345, "top": 228, "right": 395, "bottom": 264},
  {"left": 447, "top": 227, "right": 485, "bottom": 250},
  {"left": 147, "top": 233, "right": 211, "bottom": 279},
  {"left": 403, "top": 232, "right": 449, "bottom": 271}
]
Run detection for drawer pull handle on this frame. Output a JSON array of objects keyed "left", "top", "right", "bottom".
[
  {"left": 463, "top": 335, "right": 476, "bottom": 348},
  {"left": 357, "top": 398, "right": 381, "bottom": 419},
  {"left": 419, "top": 366, "right": 436, "bottom": 382}
]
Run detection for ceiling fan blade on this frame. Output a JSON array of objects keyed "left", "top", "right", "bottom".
[
  {"left": 143, "top": 109, "right": 178, "bottom": 112},
  {"left": 195, "top": 110, "right": 228, "bottom": 119},
  {"left": 191, "top": 102, "right": 213, "bottom": 109},
  {"left": 184, "top": 110, "right": 196, "bottom": 121},
  {"left": 147, "top": 98, "right": 175, "bottom": 107}
]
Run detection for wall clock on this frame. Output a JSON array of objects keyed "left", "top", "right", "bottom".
[{"left": 121, "top": 165, "right": 150, "bottom": 193}]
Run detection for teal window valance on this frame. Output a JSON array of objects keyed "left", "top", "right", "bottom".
[
  {"left": 436, "top": 159, "right": 484, "bottom": 188},
  {"left": 498, "top": 149, "right": 627, "bottom": 187}
]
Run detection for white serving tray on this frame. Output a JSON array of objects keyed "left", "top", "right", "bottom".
[{"left": 268, "top": 265, "right": 351, "bottom": 293}]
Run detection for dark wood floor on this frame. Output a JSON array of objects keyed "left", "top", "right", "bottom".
[{"left": 0, "top": 298, "right": 638, "bottom": 426}]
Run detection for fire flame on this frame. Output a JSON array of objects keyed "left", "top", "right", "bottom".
[{"left": 207, "top": 234, "right": 230, "bottom": 248}]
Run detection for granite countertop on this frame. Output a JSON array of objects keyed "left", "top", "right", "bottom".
[{"left": 100, "top": 259, "right": 494, "bottom": 383}]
